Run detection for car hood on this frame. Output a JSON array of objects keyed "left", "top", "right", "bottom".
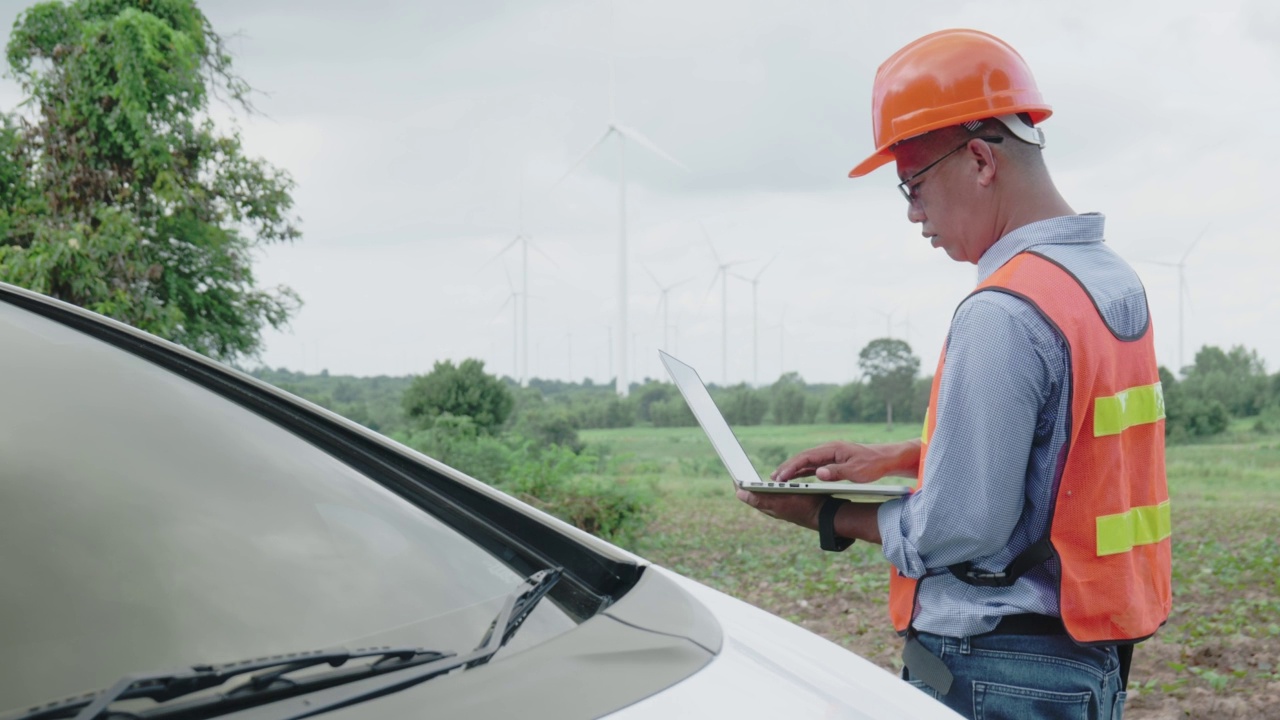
[{"left": 608, "top": 566, "right": 961, "bottom": 720}]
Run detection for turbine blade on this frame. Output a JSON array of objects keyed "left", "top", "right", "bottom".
[
  {"left": 477, "top": 235, "right": 521, "bottom": 274},
  {"left": 529, "top": 239, "right": 560, "bottom": 269},
  {"left": 613, "top": 123, "right": 690, "bottom": 172},
  {"left": 700, "top": 222, "right": 723, "bottom": 265},
  {"left": 1181, "top": 223, "right": 1210, "bottom": 264},
  {"left": 755, "top": 254, "right": 778, "bottom": 280},
  {"left": 642, "top": 263, "right": 661, "bottom": 288},
  {"left": 557, "top": 128, "right": 614, "bottom": 185}
]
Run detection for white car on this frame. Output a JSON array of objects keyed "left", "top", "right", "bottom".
[{"left": 0, "top": 282, "right": 957, "bottom": 720}]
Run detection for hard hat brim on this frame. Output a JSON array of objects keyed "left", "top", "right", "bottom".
[{"left": 849, "top": 149, "right": 895, "bottom": 178}]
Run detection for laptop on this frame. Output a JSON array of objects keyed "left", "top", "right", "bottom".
[{"left": 658, "top": 350, "right": 912, "bottom": 502}]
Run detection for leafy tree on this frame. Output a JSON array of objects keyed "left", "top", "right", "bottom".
[
  {"left": 1179, "top": 345, "right": 1269, "bottom": 418},
  {"left": 770, "top": 372, "right": 809, "bottom": 425},
  {"left": 858, "top": 338, "right": 920, "bottom": 428},
  {"left": 0, "top": 0, "right": 300, "bottom": 361},
  {"left": 403, "top": 359, "right": 514, "bottom": 434},
  {"left": 715, "top": 383, "right": 768, "bottom": 426}
]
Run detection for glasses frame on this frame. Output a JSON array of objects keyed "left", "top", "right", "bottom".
[{"left": 897, "top": 136, "right": 1004, "bottom": 203}]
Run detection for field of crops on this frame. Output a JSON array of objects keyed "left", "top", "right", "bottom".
[{"left": 581, "top": 421, "right": 1280, "bottom": 719}]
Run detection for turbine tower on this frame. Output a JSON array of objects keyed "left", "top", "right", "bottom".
[
  {"left": 480, "top": 176, "right": 555, "bottom": 387},
  {"left": 1141, "top": 225, "right": 1209, "bottom": 373},
  {"left": 701, "top": 223, "right": 750, "bottom": 384},
  {"left": 558, "top": 32, "right": 688, "bottom": 397},
  {"left": 644, "top": 265, "right": 688, "bottom": 352},
  {"left": 730, "top": 256, "right": 777, "bottom": 386}
]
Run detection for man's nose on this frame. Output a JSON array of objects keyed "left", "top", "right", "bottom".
[{"left": 907, "top": 200, "right": 925, "bottom": 224}]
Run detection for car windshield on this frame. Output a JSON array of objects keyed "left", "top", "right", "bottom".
[{"left": 0, "top": 302, "right": 576, "bottom": 712}]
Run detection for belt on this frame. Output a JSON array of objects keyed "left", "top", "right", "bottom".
[{"left": 983, "top": 613, "right": 1067, "bottom": 636}]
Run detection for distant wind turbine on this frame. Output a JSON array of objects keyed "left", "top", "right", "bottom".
[
  {"left": 494, "top": 265, "right": 521, "bottom": 379},
  {"left": 480, "top": 174, "right": 556, "bottom": 387},
  {"left": 1140, "top": 225, "right": 1209, "bottom": 373},
  {"left": 730, "top": 255, "right": 777, "bottom": 387},
  {"left": 644, "top": 264, "right": 688, "bottom": 352},
  {"left": 558, "top": 23, "right": 689, "bottom": 397},
  {"left": 873, "top": 307, "right": 896, "bottom": 338},
  {"left": 702, "top": 223, "right": 751, "bottom": 384}
]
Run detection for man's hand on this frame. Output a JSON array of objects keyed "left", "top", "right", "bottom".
[
  {"left": 772, "top": 439, "right": 922, "bottom": 484},
  {"left": 735, "top": 488, "right": 884, "bottom": 543},
  {"left": 735, "top": 488, "right": 825, "bottom": 530}
]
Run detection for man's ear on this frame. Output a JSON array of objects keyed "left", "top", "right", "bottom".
[{"left": 973, "top": 140, "right": 998, "bottom": 188}]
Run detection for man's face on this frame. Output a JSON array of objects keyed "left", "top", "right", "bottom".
[{"left": 892, "top": 132, "right": 995, "bottom": 265}]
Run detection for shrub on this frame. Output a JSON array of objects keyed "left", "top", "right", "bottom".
[{"left": 499, "top": 445, "right": 655, "bottom": 548}]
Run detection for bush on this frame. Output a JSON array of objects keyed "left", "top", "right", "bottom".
[
  {"left": 513, "top": 405, "right": 584, "bottom": 453},
  {"left": 499, "top": 445, "right": 655, "bottom": 548},
  {"left": 650, "top": 397, "right": 696, "bottom": 427},
  {"left": 717, "top": 383, "right": 768, "bottom": 426},
  {"left": 409, "top": 414, "right": 514, "bottom": 481}
]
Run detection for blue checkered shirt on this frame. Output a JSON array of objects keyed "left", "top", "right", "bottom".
[{"left": 876, "top": 213, "right": 1151, "bottom": 637}]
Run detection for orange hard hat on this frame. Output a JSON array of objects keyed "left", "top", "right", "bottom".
[{"left": 849, "top": 29, "right": 1052, "bottom": 178}]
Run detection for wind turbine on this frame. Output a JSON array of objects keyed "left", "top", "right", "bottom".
[
  {"left": 480, "top": 178, "right": 557, "bottom": 387},
  {"left": 1140, "top": 225, "right": 1209, "bottom": 373},
  {"left": 873, "top": 307, "right": 896, "bottom": 338},
  {"left": 701, "top": 223, "right": 751, "bottom": 384},
  {"left": 558, "top": 33, "right": 689, "bottom": 397},
  {"left": 730, "top": 255, "right": 777, "bottom": 387},
  {"left": 644, "top": 265, "right": 688, "bottom": 352},
  {"left": 494, "top": 265, "right": 521, "bottom": 379}
]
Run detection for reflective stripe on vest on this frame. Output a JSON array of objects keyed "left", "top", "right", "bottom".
[
  {"left": 1094, "top": 383, "right": 1166, "bottom": 437},
  {"left": 1097, "top": 500, "right": 1172, "bottom": 556}
]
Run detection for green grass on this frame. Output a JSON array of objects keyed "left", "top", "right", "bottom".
[{"left": 583, "top": 422, "right": 1280, "bottom": 714}]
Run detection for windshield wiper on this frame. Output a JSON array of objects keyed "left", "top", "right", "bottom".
[{"left": 3, "top": 568, "right": 563, "bottom": 720}]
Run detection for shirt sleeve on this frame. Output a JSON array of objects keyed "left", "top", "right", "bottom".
[{"left": 878, "top": 292, "right": 1057, "bottom": 579}]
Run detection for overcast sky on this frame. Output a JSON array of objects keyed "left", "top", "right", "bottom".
[{"left": 2, "top": 0, "right": 1277, "bottom": 387}]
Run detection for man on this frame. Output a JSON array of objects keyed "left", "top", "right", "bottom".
[{"left": 737, "top": 29, "right": 1169, "bottom": 719}]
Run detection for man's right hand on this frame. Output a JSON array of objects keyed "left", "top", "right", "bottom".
[{"left": 772, "top": 439, "right": 922, "bottom": 484}]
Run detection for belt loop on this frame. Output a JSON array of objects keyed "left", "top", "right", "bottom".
[{"left": 958, "top": 636, "right": 971, "bottom": 655}]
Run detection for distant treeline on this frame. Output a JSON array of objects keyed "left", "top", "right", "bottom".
[{"left": 249, "top": 341, "right": 1280, "bottom": 446}]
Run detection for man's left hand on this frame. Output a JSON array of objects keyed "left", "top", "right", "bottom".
[{"left": 735, "top": 489, "right": 825, "bottom": 531}]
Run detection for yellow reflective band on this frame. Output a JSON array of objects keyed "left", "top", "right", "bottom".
[
  {"left": 1094, "top": 382, "right": 1166, "bottom": 437},
  {"left": 1096, "top": 501, "right": 1171, "bottom": 557},
  {"left": 921, "top": 408, "right": 930, "bottom": 444}
]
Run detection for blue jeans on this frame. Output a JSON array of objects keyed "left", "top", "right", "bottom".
[{"left": 903, "top": 631, "right": 1127, "bottom": 720}]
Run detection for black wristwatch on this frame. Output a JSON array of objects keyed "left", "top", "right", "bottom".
[{"left": 819, "top": 497, "right": 855, "bottom": 552}]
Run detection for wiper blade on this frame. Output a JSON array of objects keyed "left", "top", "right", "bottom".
[{"left": 2, "top": 568, "right": 563, "bottom": 720}]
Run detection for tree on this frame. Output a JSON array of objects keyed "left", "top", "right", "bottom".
[
  {"left": 770, "top": 372, "right": 809, "bottom": 425},
  {"left": 716, "top": 383, "right": 768, "bottom": 426},
  {"left": 858, "top": 338, "right": 920, "bottom": 428},
  {"left": 0, "top": 0, "right": 300, "bottom": 361},
  {"left": 402, "top": 359, "right": 514, "bottom": 434}
]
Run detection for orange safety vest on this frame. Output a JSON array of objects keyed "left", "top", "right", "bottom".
[{"left": 889, "top": 251, "right": 1172, "bottom": 644}]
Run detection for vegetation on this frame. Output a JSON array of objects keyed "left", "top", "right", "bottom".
[{"left": 0, "top": 0, "right": 301, "bottom": 362}]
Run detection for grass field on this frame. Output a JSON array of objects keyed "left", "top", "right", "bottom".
[{"left": 582, "top": 421, "right": 1280, "bottom": 719}]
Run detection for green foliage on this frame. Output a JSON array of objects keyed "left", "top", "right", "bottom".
[
  {"left": 1179, "top": 345, "right": 1270, "bottom": 418},
  {"left": 0, "top": 0, "right": 300, "bottom": 361},
  {"left": 251, "top": 367, "right": 414, "bottom": 434},
  {"left": 649, "top": 396, "right": 696, "bottom": 427},
  {"left": 858, "top": 337, "right": 920, "bottom": 426},
  {"left": 770, "top": 372, "right": 809, "bottom": 425},
  {"left": 402, "top": 358, "right": 513, "bottom": 434},
  {"left": 714, "top": 383, "right": 768, "bottom": 426},
  {"left": 512, "top": 404, "right": 585, "bottom": 453},
  {"left": 499, "top": 445, "right": 655, "bottom": 548}
]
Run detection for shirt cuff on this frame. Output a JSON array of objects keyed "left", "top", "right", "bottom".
[{"left": 877, "top": 497, "right": 926, "bottom": 579}]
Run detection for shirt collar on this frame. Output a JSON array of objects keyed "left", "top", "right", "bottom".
[{"left": 976, "top": 213, "right": 1106, "bottom": 283}]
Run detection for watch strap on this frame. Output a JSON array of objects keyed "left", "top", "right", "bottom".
[{"left": 819, "top": 496, "right": 854, "bottom": 552}]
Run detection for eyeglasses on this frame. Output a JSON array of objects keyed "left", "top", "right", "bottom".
[{"left": 897, "top": 136, "right": 1003, "bottom": 203}]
